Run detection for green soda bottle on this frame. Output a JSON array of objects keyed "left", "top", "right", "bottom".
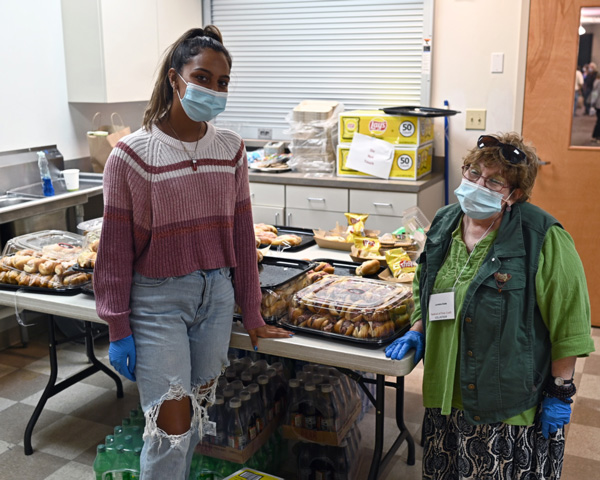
[{"left": 93, "top": 444, "right": 112, "bottom": 480}]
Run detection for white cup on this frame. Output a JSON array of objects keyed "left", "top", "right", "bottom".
[{"left": 62, "top": 169, "right": 80, "bottom": 191}]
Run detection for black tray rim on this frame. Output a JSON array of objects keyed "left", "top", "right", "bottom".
[
  {"left": 276, "top": 318, "right": 410, "bottom": 348},
  {"left": 257, "top": 256, "right": 316, "bottom": 290},
  {"left": 0, "top": 282, "right": 85, "bottom": 295},
  {"left": 381, "top": 106, "right": 461, "bottom": 117},
  {"left": 258, "top": 225, "right": 316, "bottom": 253}
]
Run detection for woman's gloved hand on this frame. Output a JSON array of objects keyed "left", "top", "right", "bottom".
[
  {"left": 109, "top": 335, "right": 136, "bottom": 382},
  {"left": 541, "top": 396, "right": 572, "bottom": 438},
  {"left": 385, "top": 330, "right": 424, "bottom": 364}
]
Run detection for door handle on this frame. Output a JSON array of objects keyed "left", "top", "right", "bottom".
[
  {"left": 287, "top": 212, "right": 292, "bottom": 225},
  {"left": 307, "top": 197, "right": 326, "bottom": 202},
  {"left": 373, "top": 202, "right": 393, "bottom": 207},
  {"left": 275, "top": 212, "right": 280, "bottom": 225}
]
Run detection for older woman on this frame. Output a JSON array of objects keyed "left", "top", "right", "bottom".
[{"left": 386, "top": 132, "right": 594, "bottom": 479}]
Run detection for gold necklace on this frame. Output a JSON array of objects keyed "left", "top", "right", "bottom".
[{"left": 167, "top": 119, "right": 204, "bottom": 172}]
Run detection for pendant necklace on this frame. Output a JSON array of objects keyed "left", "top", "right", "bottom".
[{"left": 167, "top": 119, "right": 204, "bottom": 171}]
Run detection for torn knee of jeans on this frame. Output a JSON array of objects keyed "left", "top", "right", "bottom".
[
  {"left": 192, "top": 373, "right": 221, "bottom": 438},
  {"left": 143, "top": 383, "right": 194, "bottom": 451}
]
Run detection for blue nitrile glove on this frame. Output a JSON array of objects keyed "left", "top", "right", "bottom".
[
  {"left": 541, "top": 396, "right": 572, "bottom": 439},
  {"left": 385, "top": 330, "right": 424, "bottom": 364},
  {"left": 109, "top": 335, "right": 136, "bottom": 382}
]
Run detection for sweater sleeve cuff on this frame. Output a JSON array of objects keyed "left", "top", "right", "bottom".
[{"left": 241, "top": 311, "right": 266, "bottom": 331}]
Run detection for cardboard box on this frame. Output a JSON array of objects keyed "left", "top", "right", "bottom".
[
  {"left": 337, "top": 142, "right": 433, "bottom": 180},
  {"left": 281, "top": 398, "right": 361, "bottom": 446},
  {"left": 339, "top": 110, "right": 434, "bottom": 145},
  {"left": 313, "top": 225, "right": 380, "bottom": 252},
  {"left": 223, "top": 468, "right": 285, "bottom": 480},
  {"left": 195, "top": 414, "right": 280, "bottom": 464}
]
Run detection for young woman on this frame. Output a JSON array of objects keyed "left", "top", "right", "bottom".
[{"left": 94, "top": 26, "right": 291, "bottom": 479}]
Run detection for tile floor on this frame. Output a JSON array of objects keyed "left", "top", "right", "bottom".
[{"left": 0, "top": 326, "right": 598, "bottom": 479}]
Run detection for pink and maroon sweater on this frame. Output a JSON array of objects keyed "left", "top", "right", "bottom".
[{"left": 94, "top": 123, "right": 264, "bottom": 341}]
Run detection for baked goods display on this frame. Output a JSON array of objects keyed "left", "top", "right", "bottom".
[
  {"left": 285, "top": 275, "right": 414, "bottom": 342},
  {"left": 77, "top": 233, "right": 100, "bottom": 270},
  {"left": 254, "top": 223, "right": 303, "bottom": 247},
  {"left": 0, "top": 230, "right": 92, "bottom": 291}
]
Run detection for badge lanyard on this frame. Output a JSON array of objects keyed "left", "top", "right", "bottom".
[{"left": 429, "top": 217, "right": 497, "bottom": 322}]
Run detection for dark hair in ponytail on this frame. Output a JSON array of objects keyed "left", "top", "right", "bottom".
[{"left": 142, "top": 25, "right": 232, "bottom": 130}]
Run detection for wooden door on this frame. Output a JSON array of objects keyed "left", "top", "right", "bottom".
[{"left": 523, "top": 0, "right": 600, "bottom": 326}]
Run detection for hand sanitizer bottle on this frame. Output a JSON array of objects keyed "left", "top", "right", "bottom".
[{"left": 37, "top": 151, "right": 55, "bottom": 196}]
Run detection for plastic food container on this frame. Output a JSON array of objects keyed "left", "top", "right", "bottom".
[
  {"left": 234, "top": 257, "right": 314, "bottom": 323},
  {"left": 284, "top": 275, "right": 414, "bottom": 345},
  {"left": 0, "top": 230, "right": 91, "bottom": 292},
  {"left": 77, "top": 217, "right": 103, "bottom": 235}
]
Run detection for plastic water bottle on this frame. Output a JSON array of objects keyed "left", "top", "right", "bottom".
[
  {"left": 206, "top": 394, "right": 227, "bottom": 446},
  {"left": 302, "top": 383, "right": 317, "bottom": 430},
  {"left": 37, "top": 151, "right": 55, "bottom": 196},
  {"left": 227, "top": 397, "right": 247, "bottom": 449},
  {"left": 257, "top": 375, "right": 274, "bottom": 424},
  {"left": 239, "top": 390, "right": 257, "bottom": 441},
  {"left": 93, "top": 444, "right": 112, "bottom": 480},
  {"left": 317, "top": 384, "right": 337, "bottom": 431},
  {"left": 287, "top": 378, "right": 304, "bottom": 427}
]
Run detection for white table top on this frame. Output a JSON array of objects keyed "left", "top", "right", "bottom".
[{"left": 0, "top": 245, "right": 416, "bottom": 377}]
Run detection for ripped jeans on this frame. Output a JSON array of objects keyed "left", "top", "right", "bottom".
[{"left": 129, "top": 268, "right": 234, "bottom": 480}]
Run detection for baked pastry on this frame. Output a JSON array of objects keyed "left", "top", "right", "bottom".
[
  {"left": 254, "top": 223, "right": 278, "bottom": 234},
  {"left": 355, "top": 259, "right": 380, "bottom": 276},
  {"left": 257, "top": 249, "right": 264, "bottom": 263},
  {"left": 255, "top": 231, "right": 277, "bottom": 245},
  {"left": 271, "top": 234, "right": 302, "bottom": 246},
  {"left": 23, "top": 257, "right": 45, "bottom": 273},
  {"left": 77, "top": 250, "right": 97, "bottom": 269}
]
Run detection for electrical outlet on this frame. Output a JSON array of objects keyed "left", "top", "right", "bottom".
[{"left": 465, "top": 109, "right": 486, "bottom": 130}]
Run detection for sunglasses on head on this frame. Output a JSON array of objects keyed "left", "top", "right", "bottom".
[{"left": 477, "top": 135, "right": 527, "bottom": 165}]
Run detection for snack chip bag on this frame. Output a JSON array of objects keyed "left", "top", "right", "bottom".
[
  {"left": 345, "top": 213, "right": 369, "bottom": 242},
  {"left": 353, "top": 236, "right": 381, "bottom": 257},
  {"left": 385, "top": 247, "right": 417, "bottom": 278}
]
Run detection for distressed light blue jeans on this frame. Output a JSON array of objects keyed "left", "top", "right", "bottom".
[{"left": 129, "top": 268, "right": 234, "bottom": 480}]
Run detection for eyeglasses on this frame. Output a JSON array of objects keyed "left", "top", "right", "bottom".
[
  {"left": 462, "top": 165, "right": 510, "bottom": 192},
  {"left": 477, "top": 135, "right": 527, "bottom": 165}
]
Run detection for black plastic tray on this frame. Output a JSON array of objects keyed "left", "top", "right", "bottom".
[
  {"left": 260, "top": 226, "right": 316, "bottom": 253},
  {"left": 277, "top": 318, "right": 410, "bottom": 348},
  {"left": 312, "top": 258, "right": 385, "bottom": 279},
  {"left": 381, "top": 106, "right": 461, "bottom": 117},
  {"left": 0, "top": 282, "right": 84, "bottom": 295},
  {"left": 258, "top": 256, "right": 314, "bottom": 289}
]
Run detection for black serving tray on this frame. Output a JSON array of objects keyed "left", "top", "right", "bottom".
[
  {"left": 260, "top": 226, "right": 316, "bottom": 253},
  {"left": 234, "top": 256, "right": 315, "bottom": 323},
  {"left": 277, "top": 317, "right": 410, "bottom": 348},
  {"left": 381, "top": 106, "right": 461, "bottom": 117},
  {"left": 0, "top": 282, "right": 85, "bottom": 295},
  {"left": 312, "top": 258, "right": 385, "bottom": 279}
]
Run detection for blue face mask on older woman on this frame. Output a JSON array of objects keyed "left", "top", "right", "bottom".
[
  {"left": 176, "top": 74, "right": 227, "bottom": 122},
  {"left": 455, "top": 179, "right": 512, "bottom": 220}
]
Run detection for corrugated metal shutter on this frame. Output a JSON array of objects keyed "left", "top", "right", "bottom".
[{"left": 205, "top": 0, "right": 433, "bottom": 140}]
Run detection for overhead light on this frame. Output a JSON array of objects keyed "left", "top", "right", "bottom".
[{"left": 579, "top": 25, "right": 586, "bottom": 35}]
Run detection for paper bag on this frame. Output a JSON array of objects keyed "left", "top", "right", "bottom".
[{"left": 87, "top": 112, "right": 131, "bottom": 173}]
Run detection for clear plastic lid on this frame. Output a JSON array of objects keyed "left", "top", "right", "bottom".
[
  {"left": 0, "top": 230, "right": 92, "bottom": 290},
  {"left": 77, "top": 217, "right": 103, "bottom": 235},
  {"left": 286, "top": 275, "right": 414, "bottom": 340}
]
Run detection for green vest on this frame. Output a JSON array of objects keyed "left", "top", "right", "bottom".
[{"left": 418, "top": 202, "right": 562, "bottom": 424}]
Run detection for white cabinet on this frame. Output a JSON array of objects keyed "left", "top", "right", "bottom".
[
  {"left": 286, "top": 186, "right": 348, "bottom": 213},
  {"left": 249, "top": 183, "right": 285, "bottom": 225},
  {"left": 349, "top": 189, "right": 416, "bottom": 217},
  {"left": 285, "top": 209, "right": 348, "bottom": 230},
  {"left": 61, "top": 0, "right": 203, "bottom": 103}
]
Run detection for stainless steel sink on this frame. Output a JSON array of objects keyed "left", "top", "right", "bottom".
[
  {"left": 0, "top": 195, "right": 34, "bottom": 208},
  {"left": 7, "top": 176, "right": 103, "bottom": 198}
]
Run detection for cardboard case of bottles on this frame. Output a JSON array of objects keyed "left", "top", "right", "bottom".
[
  {"left": 337, "top": 141, "right": 433, "bottom": 180},
  {"left": 281, "top": 398, "right": 361, "bottom": 446},
  {"left": 339, "top": 110, "right": 434, "bottom": 146},
  {"left": 195, "top": 413, "right": 282, "bottom": 465}
]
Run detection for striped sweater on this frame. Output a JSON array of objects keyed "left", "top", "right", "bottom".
[{"left": 94, "top": 123, "right": 264, "bottom": 341}]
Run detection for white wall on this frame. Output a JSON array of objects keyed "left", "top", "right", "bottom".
[
  {"left": 430, "top": 0, "right": 529, "bottom": 203},
  {"left": 0, "top": 0, "right": 529, "bottom": 205}
]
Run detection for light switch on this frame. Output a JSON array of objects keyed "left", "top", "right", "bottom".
[
  {"left": 491, "top": 53, "right": 504, "bottom": 73},
  {"left": 466, "top": 109, "right": 486, "bottom": 130}
]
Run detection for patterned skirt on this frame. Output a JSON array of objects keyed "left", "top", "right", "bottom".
[{"left": 422, "top": 408, "right": 565, "bottom": 480}]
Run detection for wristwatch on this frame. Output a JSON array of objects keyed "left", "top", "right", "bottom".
[{"left": 553, "top": 376, "right": 574, "bottom": 387}]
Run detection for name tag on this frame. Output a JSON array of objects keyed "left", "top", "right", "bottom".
[{"left": 429, "top": 292, "right": 455, "bottom": 321}]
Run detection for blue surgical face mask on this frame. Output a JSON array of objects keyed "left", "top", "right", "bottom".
[
  {"left": 455, "top": 178, "right": 511, "bottom": 220},
  {"left": 176, "top": 74, "right": 227, "bottom": 122}
]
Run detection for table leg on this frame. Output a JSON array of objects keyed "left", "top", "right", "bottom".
[
  {"left": 367, "top": 374, "right": 386, "bottom": 480},
  {"left": 23, "top": 316, "right": 124, "bottom": 455}
]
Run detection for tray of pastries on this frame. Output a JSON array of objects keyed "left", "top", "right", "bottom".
[
  {"left": 0, "top": 230, "right": 92, "bottom": 293},
  {"left": 235, "top": 256, "right": 315, "bottom": 323},
  {"left": 254, "top": 223, "right": 315, "bottom": 252},
  {"left": 283, "top": 274, "right": 414, "bottom": 346}
]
